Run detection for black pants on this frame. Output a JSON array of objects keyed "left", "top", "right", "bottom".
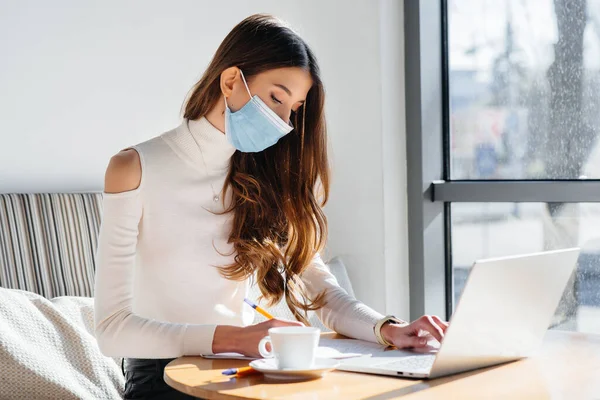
[{"left": 122, "top": 357, "right": 202, "bottom": 399}]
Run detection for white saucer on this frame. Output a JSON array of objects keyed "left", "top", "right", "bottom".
[{"left": 249, "top": 358, "right": 340, "bottom": 381}]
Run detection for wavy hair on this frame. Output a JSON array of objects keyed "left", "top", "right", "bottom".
[{"left": 181, "top": 14, "right": 330, "bottom": 325}]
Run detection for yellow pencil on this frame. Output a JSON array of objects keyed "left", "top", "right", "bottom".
[{"left": 244, "top": 298, "right": 274, "bottom": 319}]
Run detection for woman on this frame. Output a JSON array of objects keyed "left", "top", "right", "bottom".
[{"left": 94, "top": 13, "right": 448, "bottom": 399}]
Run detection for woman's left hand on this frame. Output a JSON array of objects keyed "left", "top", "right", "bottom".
[{"left": 380, "top": 315, "right": 449, "bottom": 349}]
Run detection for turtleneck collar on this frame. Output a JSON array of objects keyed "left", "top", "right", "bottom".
[{"left": 168, "top": 116, "right": 237, "bottom": 174}]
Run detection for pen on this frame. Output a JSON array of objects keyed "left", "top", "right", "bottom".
[
  {"left": 220, "top": 298, "right": 273, "bottom": 379},
  {"left": 244, "top": 298, "right": 274, "bottom": 320},
  {"left": 222, "top": 366, "right": 260, "bottom": 377}
]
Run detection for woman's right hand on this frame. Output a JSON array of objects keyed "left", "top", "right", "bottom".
[{"left": 212, "top": 318, "right": 304, "bottom": 358}]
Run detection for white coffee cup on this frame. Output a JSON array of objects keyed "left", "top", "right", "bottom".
[{"left": 258, "top": 326, "right": 320, "bottom": 369}]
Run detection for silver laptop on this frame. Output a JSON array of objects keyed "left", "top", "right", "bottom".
[{"left": 337, "top": 248, "right": 580, "bottom": 379}]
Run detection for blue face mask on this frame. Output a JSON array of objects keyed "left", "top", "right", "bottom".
[{"left": 224, "top": 70, "right": 294, "bottom": 153}]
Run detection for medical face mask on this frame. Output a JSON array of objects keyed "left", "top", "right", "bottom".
[{"left": 224, "top": 70, "right": 294, "bottom": 153}]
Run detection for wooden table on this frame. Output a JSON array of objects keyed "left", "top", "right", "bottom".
[{"left": 164, "top": 331, "right": 600, "bottom": 399}]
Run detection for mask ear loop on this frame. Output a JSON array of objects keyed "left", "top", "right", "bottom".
[
  {"left": 238, "top": 69, "right": 253, "bottom": 100},
  {"left": 223, "top": 69, "right": 252, "bottom": 110},
  {"left": 298, "top": 102, "right": 306, "bottom": 179}
]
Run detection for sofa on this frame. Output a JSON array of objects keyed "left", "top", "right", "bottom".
[{"left": 0, "top": 192, "right": 355, "bottom": 399}]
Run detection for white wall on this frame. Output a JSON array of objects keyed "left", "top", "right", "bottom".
[{"left": 0, "top": 0, "right": 409, "bottom": 319}]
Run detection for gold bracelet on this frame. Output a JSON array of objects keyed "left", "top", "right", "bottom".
[{"left": 374, "top": 315, "right": 409, "bottom": 347}]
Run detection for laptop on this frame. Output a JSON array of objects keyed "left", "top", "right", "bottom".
[{"left": 336, "top": 248, "right": 581, "bottom": 379}]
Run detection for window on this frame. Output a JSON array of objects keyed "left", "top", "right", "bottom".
[
  {"left": 405, "top": 0, "right": 600, "bottom": 333},
  {"left": 449, "top": 0, "right": 600, "bottom": 181},
  {"left": 452, "top": 202, "right": 600, "bottom": 332}
]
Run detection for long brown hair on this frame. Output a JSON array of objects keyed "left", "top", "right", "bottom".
[{"left": 181, "top": 14, "right": 330, "bottom": 325}]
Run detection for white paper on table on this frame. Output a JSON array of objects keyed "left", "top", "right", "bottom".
[
  {"left": 202, "top": 341, "right": 378, "bottom": 360},
  {"left": 315, "top": 346, "right": 367, "bottom": 359},
  {"left": 318, "top": 338, "right": 439, "bottom": 358},
  {"left": 202, "top": 352, "right": 256, "bottom": 360},
  {"left": 317, "top": 338, "right": 388, "bottom": 358},
  {"left": 202, "top": 338, "right": 439, "bottom": 360}
]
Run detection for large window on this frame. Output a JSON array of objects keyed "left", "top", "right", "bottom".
[
  {"left": 448, "top": 0, "right": 600, "bottom": 332},
  {"left": 449, "top": 0, "right": 600, "bottom": 181},
  {"left": 405, "top": 0, "right": 600, "bottom": 333}
]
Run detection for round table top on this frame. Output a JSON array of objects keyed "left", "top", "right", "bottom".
[{"left": 163, "top": 331, "right": 600, "bottom": 400}]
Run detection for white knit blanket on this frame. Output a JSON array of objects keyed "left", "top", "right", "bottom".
[{"left": 0, "top": 288, "right": 124, "bottom": 399}]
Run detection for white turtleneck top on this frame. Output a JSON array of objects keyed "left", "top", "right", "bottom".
[{"left": 93, "top": 117, "right": 385, "bottom": 358}]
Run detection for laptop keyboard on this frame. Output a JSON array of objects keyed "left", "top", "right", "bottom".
[{"left": 375, "top": 355, "right": 436, "bottom": 372}]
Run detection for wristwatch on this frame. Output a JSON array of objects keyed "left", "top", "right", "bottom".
[{"left": 374, "top": 315, "right": 409, "bottom": 347}]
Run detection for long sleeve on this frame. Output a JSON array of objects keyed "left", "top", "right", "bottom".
[
  {"left": 299, "top": 252, "right": 385, "bottom": 343},
  {"left": 93, "top": 189, "right": 216, "bottom": 358}
]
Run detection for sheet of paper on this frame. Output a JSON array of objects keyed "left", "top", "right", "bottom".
[
  {"left": 315, "top": 346, "right": 367, "bottom": 359},
  {"left": 202, "top": 352, "right": 255, "bottom": 360},
  {"left": 318, "top": 338, "right": 388, "bottom": 357},
  {"left": 202, "top": 342, "right": 378, "bottom": 360},
  {"left": 203, "top": 337, "right": 440, "bottom": 360},
  {"left": 318, "top": 338, "right": 439, "bottom": 358}
]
